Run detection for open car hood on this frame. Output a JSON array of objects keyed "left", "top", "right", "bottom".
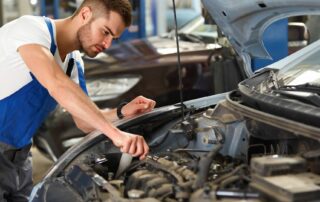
[{"left": 202, "top": 0, "right": 320, "bottom": 75}]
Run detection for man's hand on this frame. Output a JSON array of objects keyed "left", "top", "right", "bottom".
[
  {"left": 111, "top": 130, "right": 149, "bottom": 160},
  {"left": 121, "top": 96, "right": 156, "bottom": 118}
]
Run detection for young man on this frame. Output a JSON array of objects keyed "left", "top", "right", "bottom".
[{"left": 0, "top": 0, "right": 156, "bottom": 201}]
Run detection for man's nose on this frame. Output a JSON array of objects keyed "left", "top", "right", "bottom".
[{"left": 102, "top": 36, "right": 113, "bottom": 49}]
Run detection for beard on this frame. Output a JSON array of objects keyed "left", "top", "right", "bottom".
[{"left": 77, "top": 21, "right": 98, "bottom": 58}]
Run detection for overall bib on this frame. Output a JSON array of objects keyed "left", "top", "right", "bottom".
[{"left": 0, "top": 17, "right": 86, "bottom": 201}]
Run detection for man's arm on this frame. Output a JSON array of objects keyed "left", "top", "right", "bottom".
[
  {"left": 18, "top": 44, "right": 149, "bottom": 159},
  {"left": 72, "top": 108, "right": 117, "bottom": 133},
  {"left": 73, "top": 96, "right": 156, "bottom": 133}
]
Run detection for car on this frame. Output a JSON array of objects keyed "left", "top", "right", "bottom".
[
  {"left": 33, "top": 9, "right": 310, "bottom": 162},
  {"left": 34, "top": 15, "right": 246, "bottom": 161},
  {"left": 31, "top": 1, "right": 320, "bottom": 201}
]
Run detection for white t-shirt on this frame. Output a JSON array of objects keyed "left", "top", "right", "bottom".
[{"left": 0, "top": 15, "right": 85, "bottom": 100}]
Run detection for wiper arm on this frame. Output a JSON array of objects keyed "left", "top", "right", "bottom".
[
  {"left": 273, "top": 88, "right": 320, "bottom": 107},
  {"left": 274, "top": 83, "right": 320, "bottom": 107},
  {"left": 279, "top": 83, "right": 320, "bottom": 94}
]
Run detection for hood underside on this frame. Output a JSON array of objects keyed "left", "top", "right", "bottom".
[{"left": 202, "top": 0, "right": 320, "bottom": 60}]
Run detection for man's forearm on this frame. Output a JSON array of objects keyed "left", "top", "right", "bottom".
[
  {"left": 49, "top": 73, "right": 120, "bottom": 140},
  {"left": 101, "top": 108, "right": 118, "bottom": 122},
  {"left": 73, "top": 108, "right": 118, "bottom": 133}
]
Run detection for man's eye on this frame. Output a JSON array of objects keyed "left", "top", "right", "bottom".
[{"left": 104, "top": 31, "right": 110, "bottom": 36}]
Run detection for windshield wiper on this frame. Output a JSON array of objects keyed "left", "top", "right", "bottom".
[
  {"left": 274, "top": 83, "right": 320, "bottom": 107},
  {"left": 279, "top": 83, "right": 320, "bottom": 94}
]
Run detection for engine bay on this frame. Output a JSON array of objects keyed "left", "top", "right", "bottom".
[{"left": 33, "top": 99, "right": 320, "bottom": 202}]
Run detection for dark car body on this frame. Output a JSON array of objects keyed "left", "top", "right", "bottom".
[
  {"left": 84, "top": 36, "right": 218, "bottom": 107},
  {"left": 31, "top": 0, "right": 320, "bottom": 201}
]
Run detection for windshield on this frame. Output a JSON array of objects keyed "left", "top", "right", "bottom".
[
  {"left": 277, "top": 46, "right": 320, "bottom": 86},
  {"left": 167, "top": 16, "right": 218, "bottom": 43},
  {"left": 179, "top": 16, "right": 218, "bottom": 38}
]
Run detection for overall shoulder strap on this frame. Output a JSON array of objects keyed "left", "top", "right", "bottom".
[
  {"left": 75, "top": 59, "right": 88, "bottom": 95},
  {"left": 43, "top": 17, "right": 74, "bottom": 77},
  {"left": 66, "top": 52, "right": 74, "bottom": 77},
  {"left": 29, "top": 17, "right": 57, "bottom": 81},
  {"left": 66, "top": 52, "right": 87, "bottom": 94},
  {"left": 43, "top": 17, "right": 56, "bottom": 55}
]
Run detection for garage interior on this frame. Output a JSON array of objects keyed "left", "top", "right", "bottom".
[{"left": 1, "top": 0, "right": 320, "bottom": 201}]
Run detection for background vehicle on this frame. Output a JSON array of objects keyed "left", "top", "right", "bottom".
[{"left": 31, "top": 0, "right": 320, "bottom": 201}]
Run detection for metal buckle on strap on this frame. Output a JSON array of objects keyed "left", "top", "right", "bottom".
[
  {"left": 0, "top": 143, "right": 31, "bottom": 163},
  {"left": 0, "top": 141, "right": 16, "bottom": 153}
]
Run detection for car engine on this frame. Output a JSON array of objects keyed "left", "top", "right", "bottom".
[{"left": 32, "top": 97, "right": 320, "bottom": 202}]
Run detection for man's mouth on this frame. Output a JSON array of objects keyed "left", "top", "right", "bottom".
[{"left": 95, "top": 45, "right": 104, "bottom": 53}]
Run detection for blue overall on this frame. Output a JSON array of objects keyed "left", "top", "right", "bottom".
[
  {"left": 0, "top": 17, "right": 87, "bottom": 201},
  {"left": 0, "top": 17, "right": 87, "bottom": 149}
]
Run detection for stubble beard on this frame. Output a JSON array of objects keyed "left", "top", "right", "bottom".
[{"left": 77, "top": 22, "right": 98, "bottom": 58}]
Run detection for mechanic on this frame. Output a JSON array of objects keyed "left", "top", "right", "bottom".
[{"left": 0, "top": 0, "right": 156, "bottom": 201}]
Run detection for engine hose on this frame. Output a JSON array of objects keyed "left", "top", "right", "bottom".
[
  {"left": 125, "top": 170, "right": 150, "bottom": 190},
  {"left": 219, "top": 175, "right": 241, "bottom": 188},
  {"left": 116, "top": 159, "right": 147, "bottom": 178},
  {"left": 193, "top": 144, "right": 223, "bottom": 189},
  {"left": 158, "top": 160, "right": 196, "bottom": 183},
  {"left": 177, "top": 181, "right": 194, "bottom": 189},
  {"left": 125, "top": 157, "right": 197, "bottom": 199},
  {"left": 150, "top": 184, "right": 173, "bottom": 198},
  {"left": 157, "top": 158, "right": 197, "bottom": 182},
  {"left": 145, "top": 177, "right": 170, "bottom": 191},
  {"left": 213, "top": 164, "right": 248, "bottom": 185},
  {"left": 160, "top": 151, "right": 197, "bottom": 161},
  {"left": 145, "top": 159, "right": 184, "bottom": 183},
  {"left": 124, "top": 158, "right": 185, "bottom": 185}
]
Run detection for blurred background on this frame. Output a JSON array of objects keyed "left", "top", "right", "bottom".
[{"left": 0, "top": 0, "right": 203, "bottom": 39}]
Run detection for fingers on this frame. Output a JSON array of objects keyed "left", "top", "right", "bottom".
[
  {"left": 138, "top": 98, "right": 156, "bottom": 112},
  {"left": 128, "top": 136, "right": 137, "bottom": 154},
  {"left": 149, "top": 100, "right": 156, "bottom": 109},
  {"left": 135, "top": 96, "right": 156, "bottom": 109},
  {"left": 120, "top": 133, "right": 149, "bottom": 160},
  {"left": 121, "top": 138, "right": 131, "bottom": 153},
  {"left": 132, "top": 137, "right": 142, "bottom": 157},
  {"left": 140, "top": 138, "right": 149, "bottom": 160},
  {"left": 134, "top": 136, "right": 149, "bottom": 160},
  {"left": 124, "top": 96, "right": 156, "bottom": 117}
]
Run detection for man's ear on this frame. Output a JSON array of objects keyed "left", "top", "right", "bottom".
[{"left": 79, "top": 6, "right": 92, "bottom": 24}]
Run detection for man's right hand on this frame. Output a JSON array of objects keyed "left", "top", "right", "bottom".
[{"left": 111, "top": 131, "right": 149, "bottom": 160}]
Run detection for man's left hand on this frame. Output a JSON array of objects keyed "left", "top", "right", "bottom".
[{"left": 121, "top": 96, "right": 156, "bottom": 118}]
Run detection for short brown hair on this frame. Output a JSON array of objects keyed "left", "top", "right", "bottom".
[{"left": 73, "top": 0, "right": 132, "bottom": 27}]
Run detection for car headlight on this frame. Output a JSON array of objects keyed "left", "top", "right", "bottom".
[{"left": 86, "top": 75, "right": 141, "bottom": 101}]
